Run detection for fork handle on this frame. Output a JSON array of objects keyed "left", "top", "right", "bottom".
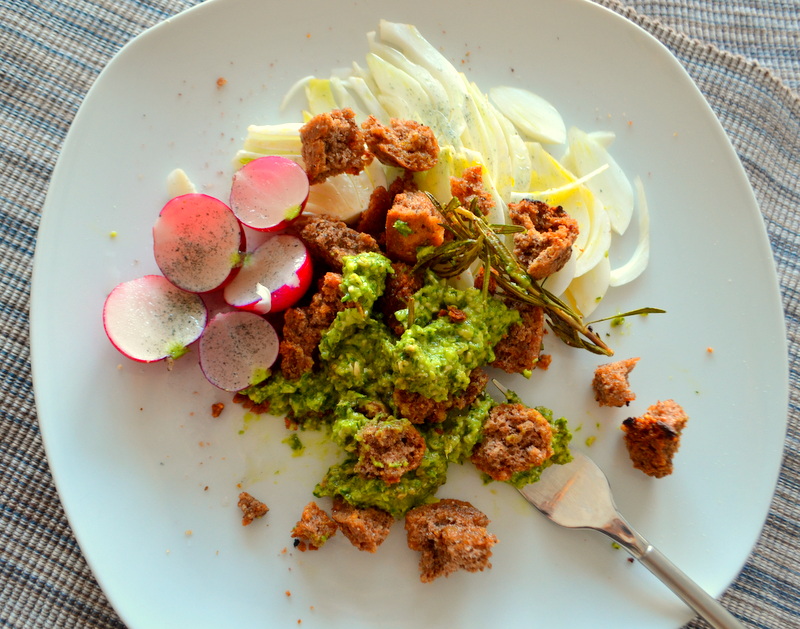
[
  {"left": 605, "top": 517, "right": 744, "bottom": 629},
  {"left": 636, "top": 543, "right": 745, "bottom": 629}
]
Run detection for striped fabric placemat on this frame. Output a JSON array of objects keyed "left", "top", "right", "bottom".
[{"left": 1, "top": 0, "right": 798, "bottom": 626}]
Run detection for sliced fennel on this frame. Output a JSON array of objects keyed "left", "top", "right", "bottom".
[
  {"left": 610, "top": 176, "right": 650, "bottom": 286},
  {"left": 489, "top": 85, "right": 567, "bottom": 145},
  {"left": 564, "top": 255, "right": 611, "bottom": 318},
  {"left": 567, "top": 127, "right": 634, "bottom": 235},
  {"left": 166, "top": 168, "right": 196, "bottom": 198},
  {"left": 304, "top": 161, "right": 388, "bottom": 223},
  {"left": 236, "top": 19, "right": 651, "bottom": 314}
]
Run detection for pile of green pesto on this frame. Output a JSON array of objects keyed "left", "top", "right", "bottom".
[{"left": 244, "top": 252, "right": 572, "bottom": 519}]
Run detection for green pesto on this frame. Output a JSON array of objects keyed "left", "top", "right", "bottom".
[
  {"left": 329, "top": 397, "right": 372, "bottom": 452},
  {"left": 282, "top": 433, "right": 305, "bottom": 455},
  {"left": 314, "top": 448, "right": 448, "bottom": 519},
  {"left": 392, "top": 275, "right": 520, "bottom": 401},
  {"left": 392, "top": 219, "right": 413, "bottom": 236},
  {"left": 356, "top": 417, "right": 417, "bottom": 470},
  {"left": 321, "top": 316, "right": 396, "bottom": 399},
  {"left": 316, "top": 395, "right": 493, "bottom": 517},
  {"left": 244, "top": 251, "right": 571, "bottom": 518},
  {"left": 340, "top": 251, "right": 393, "bottom": 311},
  {"left": 425, "top": 393, "right": 493, "bottom": 463},
  {"left": 244, "top": 370, "right": 336, "bottom": 422}
]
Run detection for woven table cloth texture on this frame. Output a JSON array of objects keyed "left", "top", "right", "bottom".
[{"left": 1, "top": 0, "right": 798, "bottom": 627}]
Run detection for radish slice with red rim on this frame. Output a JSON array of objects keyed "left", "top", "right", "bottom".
[
  {"left": 223, "top": 234, "right": 312, "bottom": 314},
  {"left": 230, "top": 156, "right": 309, "bottom": 232},
  {"left": 103, "top": 275, "right": 208, "bottom": 363},
  {"left": 153, "top": 193, "right": 245, "bottom": 293},
  {"left": 199, "top": 311, "right": 279, "bottom": 391}
]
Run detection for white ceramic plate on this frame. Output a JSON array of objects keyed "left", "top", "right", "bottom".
[{"left": 31, "top": 0, "right": 788, "bottom": 627}]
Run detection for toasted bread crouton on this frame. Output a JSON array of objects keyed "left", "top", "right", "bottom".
[
  {"left": 279, "top": 272, "right": 347, "bottom": 379},
  {"left": 356, "top": 185, "right": 393, "bottom": 237},
  {"left": 237, "top": 492, "right": 269, "bottom": 526},
  {"left": 362, "top": 116, "right": 439, "bottom": 171},
  {"left": 470, "top": 403, "right": 554, "bottom": 481},
  {"left": 593, "top": 357, "right": 640, "bottom": 407},
  {"left": 622, "top": 400, "right": 688, "bottom": 478},
  {"left": 300, "top": 108, "right": 372, "bottom": 184},
  {"left": 354, "top": 418, "right": 426, "bottom": 484},
  {"left": 381, "top": 261, "right": 425, "bottom": 336},
  {"left": 293, "top": 214, "right": 381, "bottom": 271},
  {"left": 450, "top": 165, "right": 494, "bottom": 216},
  {"left": 385, "top": 190, "right": 447, "bottom": 263},
  {"left": 291, "top": 502, "right": 338, "bottom": 551},
  {"left": 394, "top": 368, "right": 488, "bottom": 424},
  {"left": 491, "top": 304, "right": 545, "bottom": 373},
  {"left": 331, "top": 496, "right": 394, "bottom": 552},
  {"left": 405, "top": 499, "right": 497, "bottom": 582},
  {"left": 509, "top": 199, "right": 578, "bottom": 279}
]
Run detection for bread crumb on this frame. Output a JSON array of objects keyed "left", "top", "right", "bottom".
[
  {"left": 238, "top": 492, "right": 269, "bottom": 526},
  {"left": 622, "top": 399, "right": 688, "bottom": 477},
  {"left": 211, "top": 402, "right": 225, "bottom": 417},
  {"left": 216, "top": 77, "right": 227, "bottom": 88}
]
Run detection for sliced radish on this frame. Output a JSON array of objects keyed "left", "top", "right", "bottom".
[
  {"left": 223, "top": 234, "right": 312, "bottom": 314},
  {"left": 229, "top": 155, "right": 309, "bottom": 231},
  {"left": 103, "top": 275, "right": 208, "bottom": 363},
  {"left": 199, "top": 311, "right": 279, "bottom": 391},
  {"left": 153, "top": 193, "right": 245, "bottom": 293}
]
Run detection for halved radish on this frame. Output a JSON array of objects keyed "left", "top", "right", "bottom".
[
  {"left": 229, "top": 155, "right": 309, "bottom": 231},
  {"left": 223, "top": 234, "right": 312, "bottom": 314},
  {"left": 199, "top": 311, "right": 279, "bottom": 391},
  {"left": 103, "top": 275, "right": 208, "bottom": 363},
  {"left": 153, "top": 193, "right": 245, "bottom": 293}
]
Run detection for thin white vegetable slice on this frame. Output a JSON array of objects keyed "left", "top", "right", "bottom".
[
  {"left": 520, "top": 164, "right": 609, "bottom": 200},
  {"left": 541, "top": 250, "right": 576, "bottom": 297},
  {"left": 365, "top": 53, "right": 429, "bottom": 121},
  {"left": 567, "top": 127, "right": 634, "bottom": 235},
  {"left": 304, "top": 78, "right": 338, "bottom": 115},
  {"left": 376, "top": 21, "right": 470, "bottom": 143},
  {"left": 166, "top": 168, "right": 196, "bottom": 198},
  {"left": 304, "top": 160, "right": 387, "bottom": 223},
  {"left": 281, "top": 75, "right": 314, "bottom": 111},
  {"left": 328, "top": 76, "right": 362, "bottom": 116},
  {"left": 366, "top": 33, "right": 459, "bottom": 146},
  {"left": 489, "top": 85, "right": 567, "bottom": 145},
  {"left": 341, "top": 75, "right": 389, "bottom": 122},
  {"left": 609, "top": 176, "right": 651, "bottom": 286},
  {"left": 234, "top": 123, "right": 303, "bottom": 168},
  {"left": 573, "top": 189, "right": 611, "bottom": 278},
  {"left": 588, "top": 130, "right": 616, "bottom": 148},
  {"left": 564, "top": 255, "right": 611, "bottom": 318}
]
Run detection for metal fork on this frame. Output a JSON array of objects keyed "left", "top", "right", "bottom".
[{"left": 518, "top": 450, "right": 745, "bottom": 629}]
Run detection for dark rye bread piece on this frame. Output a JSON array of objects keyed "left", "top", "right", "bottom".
[
  {"left": 354, "top": 418, "right": 427, "bottom": 484},
  {"left": 470, "top": 403, "right": 554, "bottom": 482},
  {"left": 331, "top": 496, "right": 394, "bottom": 553},
  {"left": 622, "top": 399, "right": 688, "bottom": 478},
  {"left": 405, "top": 499, "right": 497, "bottom": 583},
  {"left": 290, "top": 502, "right": 338, "bottom": 551},
  {"left": 592, "top": 357, "right": 640, "bottom": 407},
  {"left": 300, "top": 108, "right": 372, "bottom": 184}
]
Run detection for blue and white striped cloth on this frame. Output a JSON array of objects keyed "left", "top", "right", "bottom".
[{"left": 1, "top": 0, "right": 798, "bottom": 626}]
